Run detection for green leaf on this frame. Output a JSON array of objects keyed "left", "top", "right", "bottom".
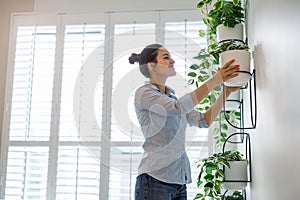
[
  {"left": 235, "top": 111, "right": 241, "bottom": 117},
  {"left": 202, "top": 18, "right": 208, "bottom": 25},
  {"left": 188, "top": 79, "right": 194, "bottom": 85},
  {"left": 197, "top": 180, "right": 203, "bottom": 187},
  {"left": 204, "top": 173, "right": 214, "bottom": 182},
  {"left": 199, "top": 30, "right": 206, "bottom": 37},
  {"left": 203, "top": 60, "right": 211, "bottom": 68},
  {"left": 213, "top": 127, "right": 219, "bottom": 134},
  {"left": 187, "top": 72, "right": 197, "bottom": 77},
  {"left": 221, "top": 132, "right": 227, "bottom": 138},
  {"left": 221, "top": 123, "right": 228, "bottom": 130},
  {"left": 233, "top": 0, "right": 239, "bottom": 6},
  {"left": 201, "top": 98, "right": 209, "bottom": 104},
  {"left": 216, "top": 169, "right": 225, "bottom": 178},
  {"left": 197, "top": 1, "right": 205, "bottom": 8},
  {"left": 204, "top": 182, "right": 214, "bottom": 188},
  {"left": 207, "top": 0, "right": 213, "bottom": 5},
  {"left": 190, "top": 64, "right": 199, "bottom": 70},
  {"left": 224, "top": 112, "right": 230, "bottom": 119},
  {"left": 206, "top": 167, "right": 213, "bottom": 175},
  {"left": 213, "top": 0, "right": 223, "bottom": 10},
  {"left": 198, "top": 75, "right": 209, "bottom": 82},
  {"left": 194, "top": 54, "right": 210, "bottom": 60},
  {"left": 194, "top": 193, "right": 204, "bottom": 200},
  {"left": 215, "top": 179, "right": 223, "bottom": 186},
  {"left": 200, "top": 70, "right": 208, "bottom": 75}
]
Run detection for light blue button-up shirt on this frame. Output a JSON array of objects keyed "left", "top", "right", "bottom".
[{"left": 134, "top": 82, "right": 209, "bottom": 185}]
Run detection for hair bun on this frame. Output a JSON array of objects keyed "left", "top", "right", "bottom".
[{"left": 128, "top": 53, "right": 140, "bottom": 64}]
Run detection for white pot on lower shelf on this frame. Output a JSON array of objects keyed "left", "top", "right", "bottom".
[
  {"left": 223, "top": 160, "right": 248, "bottom": 190},
  {"left": 217, "top": 23, "right": 244, "bottom": 43},
  {"left": 220, "top": 50, "right": 251, "bottom": 87},
  {"left": 225, "top": 90, "right": 240, "bottom": 110}
]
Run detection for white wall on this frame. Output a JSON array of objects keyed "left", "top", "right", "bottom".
[
  {"left": 34, "top": 0, "right": 199, "bottom": 13},
  {"left": 249, "top": 0, "right": 300, "bottom": 199}
]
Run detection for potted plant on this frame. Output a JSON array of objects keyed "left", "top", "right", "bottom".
[
  {"left": 197, "top": 0, "right": 245, "bottom": 44},
  {"left": 222, "top": 159, "right": 248, "bottom": 190},
  {"left": 214, "top": 40, "right": 251, "bottom": 87},
  {"left": 224, "top": 191, "right": 244, "bottom": 200},
  {"left": 194, "top": 150, "right": 248, "bottom": 200},
  {"left": 188, "top": 47, "right": 243, "bottom": 112}
]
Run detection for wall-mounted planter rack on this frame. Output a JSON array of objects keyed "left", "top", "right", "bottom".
[
  {"left": 195, "top": 0, "right": 255, "bottom": 198},
  {"left": 219, "top": 38, "right": 256, "bottom": 200},
  {"left": 219, "top": 58, "right": 256, "bottom": 200}
]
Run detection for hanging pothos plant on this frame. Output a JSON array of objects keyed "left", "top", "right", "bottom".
[
  {"left": 194, "top": 150, "right": 246, "bottom": 200},
  {"left": 197, "top": 0, "right": 245, "bottom": 45}
]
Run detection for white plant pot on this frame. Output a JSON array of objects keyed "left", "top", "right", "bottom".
[
  {"left": 225, "top": 90, "right": 240, "bottom": 110},
  {"left": 217, "top": 23, "right": 244, "bottom": 43},
  {"left": 223, "top": 160, "right": 248, "bottom": 190},
  {"left": 220, "top": 50, "right": 251, "bottom": 87}
]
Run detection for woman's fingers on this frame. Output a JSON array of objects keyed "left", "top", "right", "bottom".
[
  {"left": 218, "top": 64, "right": 240, "bottom": 82},
  {"left": 222, "top": 59, "right": 235, "bottom": 69},
  {"left": 215, "top": 59, "right": 241, "bottom": 84}
]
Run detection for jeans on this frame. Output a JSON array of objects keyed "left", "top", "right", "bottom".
[{"left": 135, "top": 173, "right": 187, "bottom": 200}]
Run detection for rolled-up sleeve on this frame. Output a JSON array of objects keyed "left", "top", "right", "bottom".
[
  {"left": 135, "top": 86, "right": 195, "bottom": 116},
  {"left": 186, "top": 110, "right": 209, "bottom": 128}
]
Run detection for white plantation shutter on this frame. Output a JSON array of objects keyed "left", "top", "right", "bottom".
[
  {"left": 59, "top": 24, "right": 105, "bottom": 142},
  {"left": 56, "top": 24, "right": 105, "bottom": 200},
  {"left": 9, "top": 26, "right": 56, "bottom": 141},
  {"left": 56, "top": 146, "right": 101, "bottom": 200},
  {"left": 6, "top": 146, "right": 49, "bottom": 199},
  {"left": 4, "top": 24, "right": 56, "bottom": 200}
]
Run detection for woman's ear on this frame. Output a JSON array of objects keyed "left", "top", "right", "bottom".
[{"left": 147, "top": 62, "right": 156, "bottom": 72}]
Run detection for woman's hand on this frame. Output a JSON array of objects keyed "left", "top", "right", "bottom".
[
  {"left": 215, "top": 59, "right": 240, "bottom": 85},
  {"left": 191, "top": 59, "right": 240, "bottom": 106}
]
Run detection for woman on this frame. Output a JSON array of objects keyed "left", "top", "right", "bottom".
[{"left": 128, "top": 44, "right": 240, "bottom": 200}]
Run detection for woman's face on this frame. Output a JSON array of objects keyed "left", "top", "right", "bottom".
[{"left": 152, "top": 47, "right": 176, "bottom": 78}]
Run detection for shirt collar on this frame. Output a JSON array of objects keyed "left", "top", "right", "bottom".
[{"left": 144, "top": 81, "right": 175, "bottom": 95}]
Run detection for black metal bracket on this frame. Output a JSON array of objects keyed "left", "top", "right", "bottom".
[
  {"left": 222, "top": 69, "right": 257, "bottom": 130},
  {"left": 222, "top": 132, "right": 252, "bottom": 184},
  {"left": 218, "top": 38, "right": 246, "bottom": 45}
]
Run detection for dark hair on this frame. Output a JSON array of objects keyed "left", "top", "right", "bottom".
[
  {"left": 128, "top": 53, "right": 140, "bottom": 64},
  {"left": 128, "top": 44, "right": 163, "bottom": 78}
]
